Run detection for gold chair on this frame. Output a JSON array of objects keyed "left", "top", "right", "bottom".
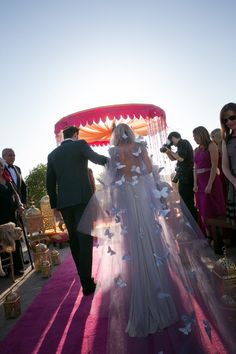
[{"left": 40, "top": 195, "right": 57, "bottom": 234}]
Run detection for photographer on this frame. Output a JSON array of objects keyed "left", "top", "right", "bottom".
[{"left": 161, "top": 131, "right": 197, "bottom": 219}]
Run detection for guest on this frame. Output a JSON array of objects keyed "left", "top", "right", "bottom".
[
  {"left": 220, "top": 103, "right": 236, "bottom": 225},
  {"left": 210, "top": 128, "right": 228, "bottom": 199},
  {"left": 2, "top": 148, "right": 27, "bottom": 207},
  {"left": 193, "top": 126, "right": 225, "bottom": 251},
  {"left": 210, "top": 128, "right": 230, "bottom": 243},
  {"left": 163, "top": 131, "right": 197, "bottom": 219},
  {"left": 0, "top": 158, "right": 25, "bottom": 277}
]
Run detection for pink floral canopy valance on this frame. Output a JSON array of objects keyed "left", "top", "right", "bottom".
[{"left": 54, "top": 103, "right": 166, "bottom": 146}]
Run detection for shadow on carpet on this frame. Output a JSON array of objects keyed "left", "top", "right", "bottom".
[{"left": 0, "top": 252, "right": 108, "bottom": 354}]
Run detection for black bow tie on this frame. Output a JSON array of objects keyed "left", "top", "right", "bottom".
[{"left": 8, "top": 164, "right": 14, "bottom": 168}]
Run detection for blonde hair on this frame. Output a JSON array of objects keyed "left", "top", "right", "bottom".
[
  {"left": 210, "top": 128, "right": 222, "bottom": 144},
  {"left": 111, "top": 123, "right": 135, "bottom": 146}
]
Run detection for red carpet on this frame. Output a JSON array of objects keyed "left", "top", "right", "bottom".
[{"left": 0, "top": 250, "right": 108, "bottom": 354}]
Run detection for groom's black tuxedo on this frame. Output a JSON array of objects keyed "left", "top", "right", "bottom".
[{"left": 46, "top": 138, "right": 107, "bottom": 294}]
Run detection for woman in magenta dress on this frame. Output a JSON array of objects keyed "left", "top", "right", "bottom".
[{"left": 193, "top": 126, "right": 225, "bottom": 250}]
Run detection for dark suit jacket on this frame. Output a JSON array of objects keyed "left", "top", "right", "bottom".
[
  {"left": 6, "top": 165, "right": 27, "bottom": 204},
  {"left": 46, "top": 139, "right": 107, "bottom": 209}
]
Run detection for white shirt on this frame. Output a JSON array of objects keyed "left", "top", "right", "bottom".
[{"left": 8, "top": 165, "right": 17, "bottom": 185}]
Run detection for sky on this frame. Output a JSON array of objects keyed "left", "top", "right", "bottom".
[{"left": 1, "top": 0, "right": 235, "bottom": 178}]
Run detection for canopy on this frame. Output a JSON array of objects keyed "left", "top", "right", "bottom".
[{"left": 54, "top": 103, "right": 166, "bottom": 146}]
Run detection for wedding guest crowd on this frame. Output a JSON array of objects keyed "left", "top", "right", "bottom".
[{"left": 161, "top": 102, "right": 236, "bottom": 253}]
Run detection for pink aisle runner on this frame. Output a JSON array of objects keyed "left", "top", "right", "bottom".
[
  {"left": 0, "top": 250, "right": 108, "bottom": 354},
  {"left": 0, "top": 247, "right": 231, "bottom": 354}
]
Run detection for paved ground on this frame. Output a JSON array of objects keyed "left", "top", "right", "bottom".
[{"left": 0, "top": 241, "right": 70, "bottom": 341}]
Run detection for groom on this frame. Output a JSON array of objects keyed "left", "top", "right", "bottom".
[{"left": 46, "top": 126, "right": 108, "bottom": 295}]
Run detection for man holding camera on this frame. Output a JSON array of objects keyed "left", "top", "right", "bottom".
[{"left": 161, "top": 131, "right": 197, "bottom": 219}]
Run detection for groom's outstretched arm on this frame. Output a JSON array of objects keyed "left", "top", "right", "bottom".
[{"left": 79, "top": 140, "right": 108, "bottom": 165}]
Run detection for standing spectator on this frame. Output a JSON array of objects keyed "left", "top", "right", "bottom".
[
  {"left": 0, "top": 158, "right": 25, "bottom": 276},
  {"left": 193, "top": 126, "right": 225, "bottom": 252},
  {"left": 210, "top": 128, "right": 228, "bottom": 198},
  {"left": 163, "top": 131, "right": 197, "bottom": 219},
  {"left": 2, "top": 148, "right": 27, "bottom": 207},
  {"left": 220, "top": 103, "right": 236, "bottom": 226}
]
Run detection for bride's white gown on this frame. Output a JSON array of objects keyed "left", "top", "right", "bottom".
[{"left": 79, "top": 142, "right": 235, "bottom": 354}]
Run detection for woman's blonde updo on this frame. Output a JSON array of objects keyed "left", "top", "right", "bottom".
[{"left": 110, "top": 123, "right": 135, "bottom": 146}]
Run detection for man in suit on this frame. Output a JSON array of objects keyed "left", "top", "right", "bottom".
[
  {"left": 46, "top": 126, "right": 108, "bottom": 295},
  {"left": 162, "top": 132, "right": 197, "bottom": 220},
  {"left": 2, "top": 149, "right": 27, "bottom": 207},
  {"left": 2, "top": 148, "right": 27, "bottom": 276}
]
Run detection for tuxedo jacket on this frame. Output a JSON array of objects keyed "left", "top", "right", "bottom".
[
  {"left": 46, "top": 139, "right": 108, "bottom": 210},
  {"left": 5, "top": 165, "right": 27, "bottom": 204}
]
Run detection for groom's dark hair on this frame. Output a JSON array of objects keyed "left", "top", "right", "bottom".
[{"left": 63, "top": 126, "right": 79, "bottom": 139}]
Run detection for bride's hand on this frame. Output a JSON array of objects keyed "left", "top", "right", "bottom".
[
  {"left": 53, "top": 209, "right": 63, "bottom": 222},
  {"left": 105, "top": 158, "right": 111, "bottom": 168}
]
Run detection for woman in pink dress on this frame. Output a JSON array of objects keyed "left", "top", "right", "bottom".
[
  {"left": 210, "top": 128, "right": 228, "bottom": 200},
  {"left": 193, "top": 126, "right": 225, "bottom": 253}
]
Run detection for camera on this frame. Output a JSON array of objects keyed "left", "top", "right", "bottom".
[
  {"left": 171, "top": 167, "right": 180, "bottom": 183},
  {"left": 160, "top": 140, "right": 172, "bottom": 153},
  {"left": 171, "top": 173, "right": 179, "bottom": 183}
]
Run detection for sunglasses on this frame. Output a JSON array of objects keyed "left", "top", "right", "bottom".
[{"left": 223, "top": 115, "right": 236, "bottom": 123}]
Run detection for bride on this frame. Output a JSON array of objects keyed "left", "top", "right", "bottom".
[{"left": 79, "top": 123, "right": 235, "bottom": 354}]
